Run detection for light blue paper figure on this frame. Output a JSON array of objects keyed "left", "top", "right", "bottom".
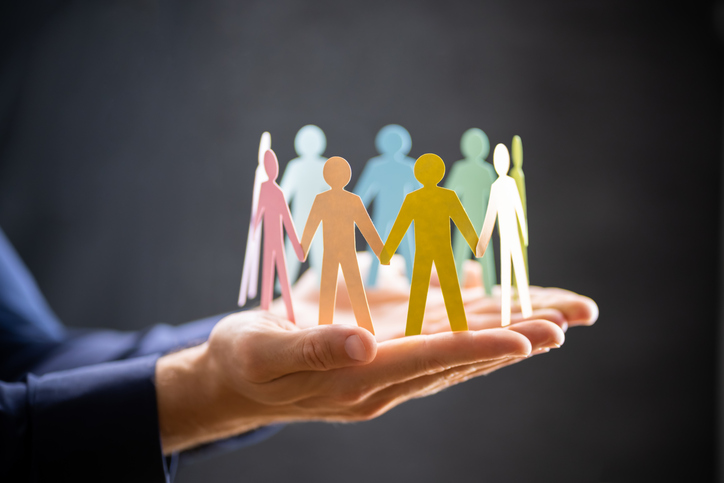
[
  {"left": 444, "top": 128, "right": 497, "bottom": 295},
  {"left": 354, "top": 125, "right": 420, "bottom": 286},
  {"left": 280, "top": 125, "right": 329, "bottom": 282}
]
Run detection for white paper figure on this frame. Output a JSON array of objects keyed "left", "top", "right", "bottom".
[
  {"left": 238, "top": 132, "right": 271, "bottom": 306},
  {"left": 476, "top": 144, "right": 532, "bottom": 326}
]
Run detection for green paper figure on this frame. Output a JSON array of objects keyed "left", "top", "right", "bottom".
[
  {"left": 280, "top": 125, "right": 329, "bottom": 282},
  {"left": 510, "top": 135, "right": 529, "bottom": 284},
  {"left": 444, "top": 128, "right": 497, "bottom": 295}
]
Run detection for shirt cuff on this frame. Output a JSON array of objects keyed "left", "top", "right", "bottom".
[{"left": 27, "top": 354, "right": 170, "bottom": 483}]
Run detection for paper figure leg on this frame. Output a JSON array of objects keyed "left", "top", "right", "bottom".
[
  {"left": 340, "top": 257, "right": 375, "bottom": 334},
  {"left": 511, "top": 243, "right": 532, "bottom": 318},
  {"left": 500, "top": 247, "right": 512, "bottom": 327},
  {"left": 399, "top": 225, "right": 416, "bottom": 283},
  {"left": 512, "top": 228, "right": 528, "bottom": 290},
  {"left": 318, "top": 257, "right": 339, "bottom": 325},
  {"left": 274, "top": 249, "right": 296, "bottom": 323},
  {"left": 405, "top": 256, "right": 433, "bottom": 336},
  {"left": 248, "top": 226, "right": 262, "bottom": 298},
  {"left": 452, "top": 229, "right": 470, "bottom": 285},
  {"left": 238, "top": 224, "right": 258, "bottom": 306},
  {"left": 260, "top": 246, "right": 275, "bottom": 311},
  {"left": 481, "top": 242, "right": 497, "bottom": 296},
  {"left": 434, "top": 255, "right": 468, "bottom": 332}
]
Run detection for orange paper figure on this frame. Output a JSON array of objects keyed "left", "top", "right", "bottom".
[
  {"left": 254, "top": 149, "right": 305, "bottom": 322},
  {"left": 238, "top": 132, "right": 271, "bottom": 307},
  {"left": 476, "top": 144, "right": 532, "bottom": 327},
  {"left": 380, "top": 154, "right": 479, "bottom": 336},
  {"left": 300, "top": 157, "right": 383, "bottom": 334}
]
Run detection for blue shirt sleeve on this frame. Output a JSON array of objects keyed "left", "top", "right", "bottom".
[{"left": 1, "top": 355, "right": 170, "bottom": 482}]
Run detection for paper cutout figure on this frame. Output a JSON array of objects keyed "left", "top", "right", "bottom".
[
  {"left": 510, "top": 135, "right": 529, "bottom": 285},
  {"left": 255, "top": 149, "right": 304, "bottom": 322},
  {"left": 238, "top": 132, "right": 271, "bottom": 307},
  {"left": 300, "top": 157, "right": 383, "bottom": 334},
  {"left": 280, "top": 125, "right": 329, "bottom": 283},
  {"left": 476, "top": 144, "right": 532, "bottom": 327},
  {"left": 354, "top": 124, "right": 420, "bottom": 286},
  {"left": 444, "top": 128, "right": 497, "bottom": 295},
  {"left": 381, "top": 154, "right": 478, "bottom": 336}
]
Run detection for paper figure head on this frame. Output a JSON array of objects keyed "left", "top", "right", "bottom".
[
  {"left": 258, "top": 132, "right": 272, "bottom": 166},
  {"left": 414, "top": 153, "right": 445, "bottom": 187},
  {"left": 323, "top": 156, "right": 352, "bottom": 189},
  {"left": 294, "top": 125, "right": 326, "bottom": 157},
  {"left": 493, "top": 144, "right": 510, "bottom": 176},
  {"left": 375, "top": 124, "right": 412, "bottom": 156},
  {"left": 461, "top": 128, "right": 490, "bottom": 160},
  {"left": 511, "top": 135, "right": 523, "bottom": 169},
  {"left": 263, "top": 149, "right": 280, "bottom": 181}
]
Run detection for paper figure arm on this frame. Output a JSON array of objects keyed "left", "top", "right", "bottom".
[
  {"left": 354, "top": 197, "right": 384, "bottom": 258},
  {"left": 281, "top": 194, "right": 305, "bottom": 262},
  {"left": 380, "top": 199, "right": 414, "bottom": 265},
  {"left": 253, "top": 202, "right": 265, "bottom": 231},
  {"left": 449, "top": 194, "right": 479, "bottom": 254},
  {"left": 353, "top": 164, "right": 379, "bottom": 206},
  {"left": 476, "top": 187, "right": 498, "bottom": 257},
  {"left": 513, "top": 185, "right": 528, "bottom": 247},
  {"left": 300, "top": 200, "right": 323, "bottom": 262}
]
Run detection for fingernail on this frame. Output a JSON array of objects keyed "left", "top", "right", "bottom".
[
  {"left": 345, "top": 335, "right": 367, "bottom": 361},
  {"left": 561, "top": 322, "right": 568, "bottom": 333}
]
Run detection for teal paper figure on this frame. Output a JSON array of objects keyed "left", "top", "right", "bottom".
[
  {"left": 280, "top": 125, "right": 329, "bottom": 282},
  {"left": 354, "top": 124, "right": 419, "bottom": 286},
  {"left": 444, "top": 128, "right": 497, "bottom": 295}
]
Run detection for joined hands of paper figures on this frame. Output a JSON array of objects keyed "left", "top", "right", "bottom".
[{"left": 270, "top": 252, "right": 598, "bottom": 342}]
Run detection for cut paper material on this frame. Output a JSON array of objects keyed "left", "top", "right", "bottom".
[
  {"left": 381, "top": 154, "right": 478, "bottom": 336},
  {"left": 255, "top": 149, "right": 305, "bottom": 322},
  {"left": 354, "top": 124, "right": 419, "bottom": 287},
  {"left": 280, "top": 125, "right": 329, "bottom": 283},
  {"left": 510, "top": 135, "right": 529, "bottom": 285},
  {"left": 238, "top": 132, "right": 271, "bottom": 307},
  {"left": 301, "top": 157, "right": 383, "bottom": 334},
  {"left": 476, "top": 144, "right": 532, "bottom": 327},
  {"left": 444, "top": 128, "right": 497, "bottom": 295}
]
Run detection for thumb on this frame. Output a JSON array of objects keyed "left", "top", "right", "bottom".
[{"left": 244, "top": 324, "right": 378, "bottom": 382}]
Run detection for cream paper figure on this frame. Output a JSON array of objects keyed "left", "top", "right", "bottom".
[
  {"left": 238, "top": 132, "right": 271, "bottom": 306},
  {"left": 476, "top": 144, "right": 532, "bottom": 327}
]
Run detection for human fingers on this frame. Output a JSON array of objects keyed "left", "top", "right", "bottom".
[
  {"left": 212, "top": 311, "right": 377, "bottom": 384},
  {"left": 344, "top": 322, "right": 562, "bottom": 420}
]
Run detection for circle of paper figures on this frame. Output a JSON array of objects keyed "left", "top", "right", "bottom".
[{"left": 239, "top": 127, "right": 532, "bottom": 334}]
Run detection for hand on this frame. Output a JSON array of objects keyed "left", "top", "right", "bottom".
[
  {"left": 156, "top": 253, "right": 597, "bottom": 454},
  {"left": 378, "top": 247, "right": 392, "bottom": 265},
  {"left": 294, "top": 240, "right": 305, "bottom": 262},
  {"left": 156, "top": 309, "right": 562, "bottom": 454}
]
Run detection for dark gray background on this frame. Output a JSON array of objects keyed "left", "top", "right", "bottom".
[{"left": 1, "top": 1, "right": 720, "bottom": 482}]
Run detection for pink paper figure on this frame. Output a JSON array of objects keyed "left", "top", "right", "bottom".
[
  {"left": 254, "top": 149, "right": 305, "bottom": 322},
  {"left": 238, "top": 132, "right": 271, "bottom": 307}
]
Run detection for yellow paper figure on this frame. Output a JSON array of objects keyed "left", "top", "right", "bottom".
[
  {"left": 300, "top": 157, "right": 384, "bottom": 334},
  {"left": 380, "top": 154, "right": 478, "bottom": 336},
  {"left": 476, "top": 144, "right": 532, "bottom": 327},
  {"left": 510, "top": 135, "right": 529, "bottom": 284}
]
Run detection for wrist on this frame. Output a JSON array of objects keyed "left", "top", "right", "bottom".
[{"left": 155, "top": 343, "right": 270, "bottom": 454}]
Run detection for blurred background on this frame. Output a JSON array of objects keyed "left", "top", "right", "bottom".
[{"left": 1, "top": 1, "right": 721, "bottom": 482}]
